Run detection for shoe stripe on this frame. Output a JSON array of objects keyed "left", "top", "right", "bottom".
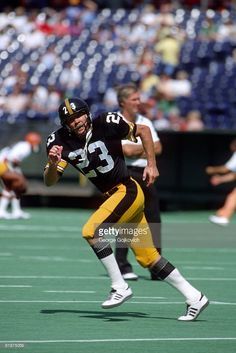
[{"left": 189, "top": 308, "right": 198, "bottom": 313}]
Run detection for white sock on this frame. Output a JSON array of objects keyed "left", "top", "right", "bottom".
[
  {"left": 164, "top": 268, "right": 201, "bottom": 304},
  {"left": 11, "top": 198, "right": 21, "bottom": 213},
  {"left": 0, "top": 190, "right": 11, "bottom": 212},
  {"left": 100, "top": 253, "right": 127, "bottom": 290}
]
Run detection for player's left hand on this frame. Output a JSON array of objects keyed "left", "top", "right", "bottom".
[{"left": 143, "top": 165, "right": 159, "bottom": 187}]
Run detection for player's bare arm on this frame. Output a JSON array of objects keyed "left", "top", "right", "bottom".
[
  {"left": 211, "top": 172, "right": 236, "bottom": 185},
  {"left": 206, "top": 165, "right": 230, "bottom": 175},
  {"left": 44, "top": 145, "right": 63, "bottom": 186},
  {"left": 135, "top": 124, "right": 159, "bottom": 186},
  {"left": 123, "top": 140, "right": 162, "bottom": 159}
]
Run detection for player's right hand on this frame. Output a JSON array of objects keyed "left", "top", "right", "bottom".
[
  {"left": 210, "top": 175, "right": 221, "bottom": 186},
  {"left": 143, "top": 165, "right": 159, "bottom": 187},
  {"left": 48, "top": 145, "right": 63, "bottom": 166}
]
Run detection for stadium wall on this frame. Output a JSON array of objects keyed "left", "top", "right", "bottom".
[{"left": 0, "top": 123, "right": 235, "bottom": 210}]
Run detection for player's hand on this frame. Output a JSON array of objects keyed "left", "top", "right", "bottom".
[
  {"left": 143, "top": 165, "right": 159, "bottom": 187},
  {"left": 210, "top": 175, "right": 221, "bottom": 186},
  {"left": 48, "top": 145, "right": 63, "bottom": 166}
]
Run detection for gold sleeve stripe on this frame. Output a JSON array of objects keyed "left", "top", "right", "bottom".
[
  {"left": 45, "top": 159, "right": 68, "bottom": 174},
  {"left": 126, "top": 122, "right": 137, "bottom": 143},
  {"left": 0, "top": 161, "right": 8, "bottom": 176},
  {"left": 65, "top": 98, "right": 73, "bottom": 115}
]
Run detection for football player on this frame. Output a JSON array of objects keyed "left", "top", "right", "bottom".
[
  {"left": 0, "top": 161, "right": 26, "bottom": 199},
  {"left": 0, "top": 132, "right": 41, "bottom": 219},
  {"left": 44, "top": 97, "right": 209, "bottom": 321}
]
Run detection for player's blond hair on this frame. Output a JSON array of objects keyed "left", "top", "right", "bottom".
[{"left": 117, "top": 83, "right": 138, "bottom": 107}]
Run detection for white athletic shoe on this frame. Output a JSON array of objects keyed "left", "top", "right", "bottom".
[
  {"left": 209, "top": 215, "right": 229, "bottom": 226},
  {"left": 102, "top": 286, "right": 133, "bottom": 309},
  {"left": 178, "top": 293, "right": 209, "bottom": 321},
  {"left": 0, "top": 210, "right": 12, "bottom": 219},
  {"left": 122, "top": 272, "right": 138, "bottom": 280},
  {"left": 11, "top": 211, "right": 31, "bottom": 220}
]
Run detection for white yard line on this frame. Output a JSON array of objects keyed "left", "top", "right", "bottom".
[
  {"left": 182, "top": 266, "right": 224, "bottom": 270},
  {"left": 0, "top": 337, "right": 236, "bottom": 344},
  {"left": 44, "top": 290, "right": 96, "bottom": 293},
  {"left": 0, "top": 285, "right": 32, "bottom": 288},
  {"left": 19, "top": 256, "right": 94, "bottom": 263},
  {"left": 0, "top": 225, "right": 80, "bottom": 232}
]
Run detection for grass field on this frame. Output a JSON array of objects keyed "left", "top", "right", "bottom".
[{"left": 0, "top": 208, "right": 236, "bottom": 353}]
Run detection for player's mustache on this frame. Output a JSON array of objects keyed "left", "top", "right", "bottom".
[{"left": 72, "top": 122, "right": 86, "bottom": 132}]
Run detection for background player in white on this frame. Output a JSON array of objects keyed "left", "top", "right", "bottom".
[
  {"left": 0, "top": 132, "right": 41, "bottom": 219},
  {"left": 115, "top": 83, "right": 163, "bottom": 280},
  {"left": 206, "top": 138, "right": 236, "bottom": 225}
]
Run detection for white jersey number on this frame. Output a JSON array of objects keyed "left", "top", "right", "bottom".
[
  {"left": 68, "top": 140, "right": 114, "bottom": 178},
  {"left": 47, "top": 132, "right": 56, "bottom": 147},
  {"left": 106, "top": 113, "right": 120, "bottom": 124}
]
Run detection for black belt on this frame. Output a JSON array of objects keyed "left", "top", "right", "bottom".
[
  {"left": 104, "top": 186, "right": 119, "bottom": 197},
  {"left": 127, "top": 166, "right": 144, "bottom": 172}
]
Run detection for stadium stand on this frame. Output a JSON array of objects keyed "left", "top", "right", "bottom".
[{"left": 0, "top": 4, "right": 236, "bottom": 129}]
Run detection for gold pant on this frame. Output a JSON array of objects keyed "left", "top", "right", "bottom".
[{"left": 82, "top": 178, "right": 160, "bottom": 268}]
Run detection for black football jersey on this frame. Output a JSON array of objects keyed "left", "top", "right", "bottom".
[{"left": 46, "top": 112, "right": 137, "bottom": 193}]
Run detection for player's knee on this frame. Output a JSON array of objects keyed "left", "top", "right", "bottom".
[
  {"left": 135, "top": 249, "right": 159, "bottom": 268},
  {"left": 136, "top": 257, "right": 149, "bottom": 268}
]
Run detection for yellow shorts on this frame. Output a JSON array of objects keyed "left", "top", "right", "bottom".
[
  {"left": 82, "top": 177, "right": 160, "bottom": 268},
  {"left": 0, "top": 161, "right": 8, "bottom": 177}
]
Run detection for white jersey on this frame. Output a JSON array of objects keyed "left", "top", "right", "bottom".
[
  {"left": 0, "top": 147, "right": 10, "bottom": 162},
  {"left": 121, "top": 113, "right": 160, "bottom": 168},
  {"left": 0, "top": 141, "right": 31, "bottom": 166},
  {"left": 225, "top": 151, "right": 236, "bottom": 172}
]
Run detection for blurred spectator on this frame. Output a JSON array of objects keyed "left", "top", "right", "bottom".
[
  {"left": 184, "top": 110, "right": 205, "bottom": 131},
  {"left": 154, "top": 30, "right": 183, "bottom": 75},
  {"left": 198, "top": 15, "right": 219, "bottom": 41},
  {"left": 3, "top": 84, "right": 30, "bottom": 116},
  {"left": 115, "top": 43, "right": 135, "bottom": 67},
  {"left": 1, "top": 62, "right": 28, "bottom": 94},
  {"left": 29, "top": 85, "right": 62, "bottom": 119},
  {"left": 156, "top": 71, "right": 192, "bottom": 100},
  {"left": 24, "top": 27, "right": 46, "bottom": 49},
  {"left": 103, "top": 86, "right": 119, "bottom": 110},
  {"left": 217, "top": 18, "right": 236, "bottom": 42},
  {"left": 153, "top": 111, "right": 172, "bottom": 130},
  {"left": 40, "top": 44, "right": 58, "bottom": 70},
  {"left": 30, "top": 85, "right": 49, "bottom": 115},
  {"left": 0, "top": 4, "right": 235, "bottom": 131},
  {"left": 137, "top": 47, "right": 158, "bottom": 75},
  {"left": 59, "top": 62, "right": 82, "bottom": 94},
  {"left": 140, "top": 70, "right": 160, "bottom": 98},
  {"left": 156, "top": 2, "right": 175, "bottom": 26}
]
